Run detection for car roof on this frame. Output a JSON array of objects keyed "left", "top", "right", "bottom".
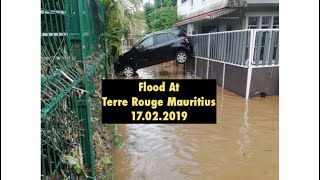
[
  {"left": 154, "top": 27, "right": 181, "bottom": 34},
  {"left": 140, "top": 27, "right": 181, "bottom": 38},
  {"left": 135, "top": 27, "right": 185, "bottom": 45}
]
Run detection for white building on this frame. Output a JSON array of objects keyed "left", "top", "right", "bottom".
[{"left": 176, "top": 0, "right": 279, "bottom": 35}]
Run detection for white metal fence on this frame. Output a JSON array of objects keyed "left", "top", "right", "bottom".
[{"left": 189, "top": 29, "right": 279, "bottom": 99}]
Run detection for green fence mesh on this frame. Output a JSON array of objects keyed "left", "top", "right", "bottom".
[{"left": 41, "top": 0, "right": 106, "bottom": 179}]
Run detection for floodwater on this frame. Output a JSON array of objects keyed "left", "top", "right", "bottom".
[{"left": 113, "top": 62, "right": 279, "bottom": 180}]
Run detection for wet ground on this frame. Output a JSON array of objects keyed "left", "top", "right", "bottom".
[{"left": 113, "top": 61, "right": 279, "bottom": 180}]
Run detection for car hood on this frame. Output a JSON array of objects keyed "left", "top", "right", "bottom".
[{"left": 119, "top": 48, "right": 135, "bottom": 61}]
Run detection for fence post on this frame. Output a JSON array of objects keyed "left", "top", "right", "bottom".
[
  {"left": 222, "top": 63, "right": 226, "bottom": 88},
  {"left": 207, "top": 60, "right": 210, "bottom": 79},
  {"left": 207, "top": 34, "right": 211, "bottom": 79},
  {"left": 207, "top": 34, "right": 211, "bottom": 58},
  {"left": 74, "top": 0, "right": 96, "bottom": 177},
  {"left": 245, "top": 29, "right": 256, "bottom": 99},
  {"left": 195, "top": 57, "right": 197, "bottom": 76}
]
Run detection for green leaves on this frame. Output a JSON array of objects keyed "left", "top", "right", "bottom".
[
  {"left": 101, "top": 156, "right": 112, "bottom": 165},
  {"left": 144, "top": 1, "right": 177, "bottom": 32},
  {"left": 63, "top": 155, "right": 85, "bottom": 175},
  {"left": 62, "top": 145, "right": 87, "bottom": 177},
  {"left": 100, "top": 0, "right": 146, "bottom": 59},
  {"left": 64, "top": 155, "right": 78, "bottom": 166}
]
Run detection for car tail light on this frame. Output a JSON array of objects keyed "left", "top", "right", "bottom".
[{"left": 184, "top": 36, "right": 189, "bottom": 43}]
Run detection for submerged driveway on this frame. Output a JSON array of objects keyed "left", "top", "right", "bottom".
[{"left": 113, "top": 61, "right": 279, "bottom": 180}]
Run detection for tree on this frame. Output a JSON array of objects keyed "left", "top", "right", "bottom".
[
  {"left": 154, "top": 0, "right": 176, "bottom": 8},
  {"left": 143, "top": 2, "right": 154, "bottom": 31},
  {"left": 144, "top": 0, "right": 177, "bottom": 32},
  {"left": 100, "top": 0, "right": 146, "bottom": 55}
]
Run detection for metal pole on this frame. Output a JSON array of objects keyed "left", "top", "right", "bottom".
[
  {"left": 207, "top": 34, "right": 211, "bottom": 58},
  {"left": 77, "top": 0, "right": 96, "bottom": 177},
  {"left": 207, "top": 34, "right": 211, "bottom": 79},
  {"left": 245, "top": 29, "right": 256, "bottom": 99},
  {"left": 207, "top": 60, "right": 210, "bottom": 79},
  {"left": 222, "top": 63, "right": 225, "bottom": 88},
  {"left": 195, "top": 57, "right": 197, "bottom": 76}
]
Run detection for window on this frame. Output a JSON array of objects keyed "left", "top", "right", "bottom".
[
  {"left": 261, "top": 16, "right": 272, "bottom": 29},
  {"left": 139, "top": 36, "right": 154, "bottom": 48},
  {"left": 156, "top": 34, "right": 169, "bottom": 45},
  {"left": 248, "top": 17, "right": 260, "bottom": 29},
  {"left": 202, "top": 26, "right": 218, "bottom": 33},
  {"left": 181, "top": 0, "right": 187, "bottom": 4},
  {"left": 167, "top": 33, "right": 176, "bottom": 41},
  {"left": 273, "top": 16, "right": 279, "bottom": 29},
  {"left": 247, "top": 15, "right": 279, "bottom": 29}
]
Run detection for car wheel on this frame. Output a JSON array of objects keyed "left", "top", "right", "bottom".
[
  {"left": 123, "top": 65, "right": 134, "bottom": 77},
  {"left": 175, "top": 51, "right": 188, "bottom": 64}
]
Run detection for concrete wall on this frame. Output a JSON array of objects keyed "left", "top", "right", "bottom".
[
  {"left": 250, "top": 67, "right": 279, "bottom": 96},
  {"left": 186, "top": 58, "right": 279, "bottom": 98},
  {"left": 208, "top": 61, "right": 224, "bottom": 86},
  {"left": 195, "top": 58, "right": 208, "bottom": 79},
  {"left": 185, "top": 57, "right": 195, "bottom": 74},
  {"left": 194, "top": 58, "right": 248, "bottom": 97},
  {"left": 223, "top": 64, "right": 248, "bottom": 96}
]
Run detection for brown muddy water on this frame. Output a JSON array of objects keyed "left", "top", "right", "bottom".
[{"left": 113, "top": 62, "right": 279, "bottom": 180}]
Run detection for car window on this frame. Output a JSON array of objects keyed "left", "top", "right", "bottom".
[
  {"left": 167, "top": 33, "right": 176, "bottom": 41},
  {"left": 139, "top": 36, "right": 154, "bottom": 48},
  {"left": 156, "top": 33, "right": 169, "bottom": 45}
]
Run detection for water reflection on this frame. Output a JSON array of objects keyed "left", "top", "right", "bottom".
[{"left": 238, "top": 100, "right": 252, "bottom": 158}]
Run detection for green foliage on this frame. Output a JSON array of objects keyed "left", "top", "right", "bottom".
[
  {"left": 151, "top": 6, "right": 177, "bottom": 31},
  {"left": 143, "top": 2, "right": 154, "bottom": 31},
  {"left": 100, "top": 156, "right": 112, "bottom": 165},
  {"left": 154, "top": 0, "right": 176, "bottom": 8},
  {"left": 100, "top": 0, "right": 146, "bottom": 58},
  {"left": 107, "top": 124, "right": 124, "bottom": 148},
  {"left": 144, "top": 0, "right": 178, "bottom": 32},
  {"left": 62, "top": 145, "right": 93, "bottom": 179}
]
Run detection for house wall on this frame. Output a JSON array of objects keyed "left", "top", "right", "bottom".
[
  {"left": 177, "top": 0, "right": 279, "bottom": 18},
  {"left": 243, "top": 10, "right": 279, "bottom": 29},
  {"left": 250, "top": 67, "right": 279, "bottom": 97},
  {"left": 177, "top": 0, "right": 228, "bottom": 18},
  {"left": 189, "top": 11, "right": 245, "bottom": 34},
  {"left": 178, "top": 0, "right": 279, "bottom": 34},
  {"left": 247, "top": 0, "right": 279, "bottom": 4},
  {"left": 186, "top": 7, "right": 278, "bottom": 34},
  {"left": 187, "top": 24, "right": 195, "bottom": 35}
]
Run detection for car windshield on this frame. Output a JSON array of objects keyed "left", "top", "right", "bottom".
[{"left": 133, "top": 35, "right": 150, "bottom": 47}]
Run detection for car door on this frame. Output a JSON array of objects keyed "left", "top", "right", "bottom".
[
  {"left": 134, "top": 36, "right": 156, "bottom": 68},
  {"left": 155, "top": 33, "right": 176, "bottom": 63},
  {"left": 166, "top": 33, "right": 178, "bottom": 60}
]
